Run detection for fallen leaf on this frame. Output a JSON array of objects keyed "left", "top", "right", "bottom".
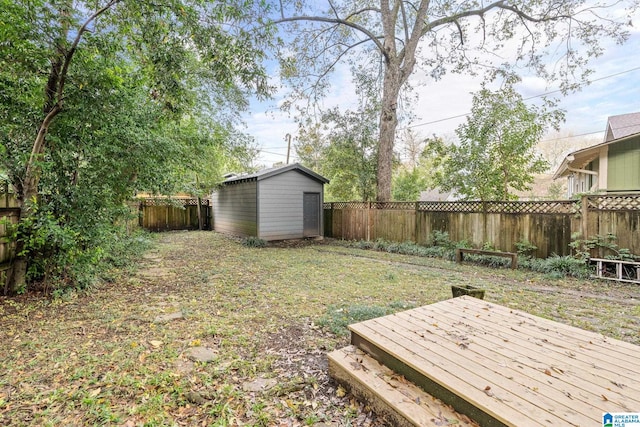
[
  {"left": 544, "top": 369, "right": 552, "bottom": 376},
  {"left": 336, "top": 386, "right": 346, "bottom": 397},
  {"left": 89, "top": 388, "right": 101, "bottom": 398},
  {"left": 149, "top": 340, "right": 163, "bottom": 348},
  {"left": 483, "top": 386, "right": 494, "bottom": 397}
]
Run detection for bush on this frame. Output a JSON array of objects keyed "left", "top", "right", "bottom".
[
  {"left": 10, "top": 202, "right": 153, "bottom": 293},
  {"left": 515, "top": 239, "right": 537, "bottom": 256},
  {"left": 242, "top": 236, "right": 267, "bottom": 248},
  {"left": 570, "top": 233, "right": 634, "bottom": 261},
  {"left": 347, "top": 237, "right": 458, "bottom": 260},
  {"left": 521, "top": 255, "right": 590, "bottom": 278},
  {"left": 344, "top": 233, "right": 600, "bottom": 280},
  {"left": 318, "top": 301, "right": 416, "bottom": 336},
  {"left": 429, "top": 230, "right": 455, "bottom": 249}
]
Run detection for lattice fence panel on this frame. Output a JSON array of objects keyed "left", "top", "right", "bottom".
[
  {"left": 329, "top": 202, "right": 369, "bottom": 209},
  {"left": 587, "top": 194, "right": 640, "bottom": 211},
  {"left": 370, "top": 202, "right": 416, "bottom": 210},
  {"left": 140, "top": 198, "right": 208, "bottom": 207},
  {"left": 417, "top": 201, "right": 483, "bottom": 212},
  {"left": 484, "top": 201, "right": 577, "bottom": 214}
]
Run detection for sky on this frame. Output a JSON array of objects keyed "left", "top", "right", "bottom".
[{"left": 242, "top": 6, "right": 640, "bottom": 170}]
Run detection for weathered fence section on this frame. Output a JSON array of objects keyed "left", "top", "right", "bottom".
[
  {"left": 139, "top": 198, "right": 211, "bottom": 231},
  {"left": 0, "top": 183, "right": 19, "bottom": 293},
  {"left": 324, "top": 194, "right": 640, "bottom": 258}
]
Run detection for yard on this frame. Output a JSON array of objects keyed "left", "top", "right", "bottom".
[{"left": 1, "top": 231, "right": 639, "bottom": 426}]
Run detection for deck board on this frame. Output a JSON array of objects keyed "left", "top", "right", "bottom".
[
  {"left": 348, "top": 296, "right": 640, "bottom": 426},
  {"left": 390, "top": 307, "right": 640, "bottom": 407},
  {"left": 328, "top": 345, "right": 480, "bottom": 427}
]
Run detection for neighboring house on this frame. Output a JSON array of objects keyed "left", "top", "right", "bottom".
[
  {"left": 512, "top": 173, "right": 567, "bottom": 200},
  {"left": 419, "top": 189, "right": 455, "bottom": 201},
  {"left": 554, "top": 112, "right": 640, "bottom": 197},
  {"left": 211, "top": 163, "right": 329, "bottom": 241}
]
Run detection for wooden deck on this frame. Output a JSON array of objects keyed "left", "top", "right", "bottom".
[{"left": 329, "top": 296, "right": 640, "bottom": 426}]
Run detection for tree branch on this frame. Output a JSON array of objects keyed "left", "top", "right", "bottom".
[
  {"left": 57, "top": 0, "right": 123, "bottom": 104},
  {"left": 272, "top": 15, "right": 387, "bottom": 58}
]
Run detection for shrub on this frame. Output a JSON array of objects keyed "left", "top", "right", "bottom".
[
  {"left": 348, "top": 237, "right": 458, "bottom": 260},
  {"left": 522, "top": 255, "right": 590, "bottom": 278},
  {"left": 242, "top": 236, "right": 267, "bottom": 248},
  {"left": 318, "top": 301, "right": 416, "bottom": 336},
  {"left": 570, "top": 233, "right": 634, "bottom": 261},
  {"left": 515, "top": 239, "right": 537, "bottom": 256},
  {"left": 8, "top": 202, "right": 153, "bottom": 293},
  {"left": 429, "top": 230, "right": 455, "bottom": 249}
]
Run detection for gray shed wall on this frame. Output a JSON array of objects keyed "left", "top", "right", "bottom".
[
  {"left": 258, "top": 170, "right": 324, "bottom": 240},
  {"left": 212, "top": 181, "right": 257, "bottom": 237}
]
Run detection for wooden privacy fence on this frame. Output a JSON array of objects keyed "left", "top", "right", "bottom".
[
  {"left": 323, "top": 194, "right": 640, "bottom": 258},
  {"left": 0, "top": 183, "right": 20, "bottom": 293},
  {"left": 139, "top": 198, "right": 211, "bottom": 231}
]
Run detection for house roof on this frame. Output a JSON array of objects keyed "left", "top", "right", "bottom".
[
  {"left": 605, "top": 112, "right": 640, "bottom": 141},
  {"left": 221, "top": 163, "right": 329, "bottom": 185},
  {"left": 553, "top": 131, "right": 640, "bottom": 179},
  {"left": 419, "top": 189, "right": 452, "bottom": 201},
  {"left": 553, "top": 112, "right": 640, "bottom": 179}
]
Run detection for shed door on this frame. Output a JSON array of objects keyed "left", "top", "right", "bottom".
[{"left": 303, "top": 192, "right": 320, "bottom": 237}]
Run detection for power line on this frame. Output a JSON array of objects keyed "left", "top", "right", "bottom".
[{"left": 399, "top": 66, "right": 640, "bottom": 131}]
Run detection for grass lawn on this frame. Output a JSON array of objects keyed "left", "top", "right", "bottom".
[{"left": 1, "top": 231, "right": 638, "bottom": 426}]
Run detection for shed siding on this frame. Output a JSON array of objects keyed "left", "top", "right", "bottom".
[
  {"left": 258, "top": 171, "right": 323, "bottom": 240},
  {"left": 212, "top": 181, "right": 257, "bottom": 237}
]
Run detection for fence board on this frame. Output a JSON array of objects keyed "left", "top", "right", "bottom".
[
  {"left": 325, "top": 195, "right": 640, "bottom": 258},
  {"left": 139, "top": 199, "right": 211, "bottom": 231},
  {"left": 370, "top": 210, "right": 415, "bottom": 242}
]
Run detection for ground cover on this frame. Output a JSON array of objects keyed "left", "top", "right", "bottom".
[{"left": 1, "top": 231, "right": 638, "bottom": 426}]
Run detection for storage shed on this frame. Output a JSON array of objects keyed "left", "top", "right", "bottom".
[{"left": 211, "top": 163, "right": 329, "bottom": 241}]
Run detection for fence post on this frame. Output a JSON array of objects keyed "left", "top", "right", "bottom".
[
  {"left": 367, "top": 201, "right": 371, "bottom": 241},
  {"left": 482, "top": 201, "right": 488, "bottom": 248},
  {"left": 415, "top": 201, "right": 419, "bottom": 244},
  {"left": 581, "top": 194, "right": 589, "bottom": 240}
]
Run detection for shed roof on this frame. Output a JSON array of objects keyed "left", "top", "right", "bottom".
[{"left": 221, "top": 163, "right": 329, "bottom": 185}]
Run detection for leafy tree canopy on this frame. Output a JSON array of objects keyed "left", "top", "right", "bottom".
[
  {"left": 0, "top": 0, "right": 271, "bottom": 293},
  {"left": 295, "top": 105, "right": 379, "bottom": 202},
  {"left": 428, "top": 80, "right": 563, "bottom": 201}
]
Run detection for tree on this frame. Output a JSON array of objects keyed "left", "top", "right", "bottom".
[
  {"left": 294, "top": 121, "right": 327, "bottom": 172},
  {"left": 269, "top": 0, "right": 637, "bottom": 201},
  {"left": 429, "top": 82, "right": 562, "bottom": 201},
  {"left": 392, "top": 128, "right": 432, "bottom": 201},
  {"left": 295, "top": 107, "right": 379, "bottom": 201},
  {"left": 1, "top": 0, "right": 270, "bottom": 293},
  {"left": 392, "top": 168, "right": 427, "bottom": 201}
]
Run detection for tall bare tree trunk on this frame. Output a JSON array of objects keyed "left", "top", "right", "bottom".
[
  {"left": 376, "top": 65, "right": 400, "bottom": 202},
  {"left": 375, "top": 0, "right": 427, "bottom": 201}
]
